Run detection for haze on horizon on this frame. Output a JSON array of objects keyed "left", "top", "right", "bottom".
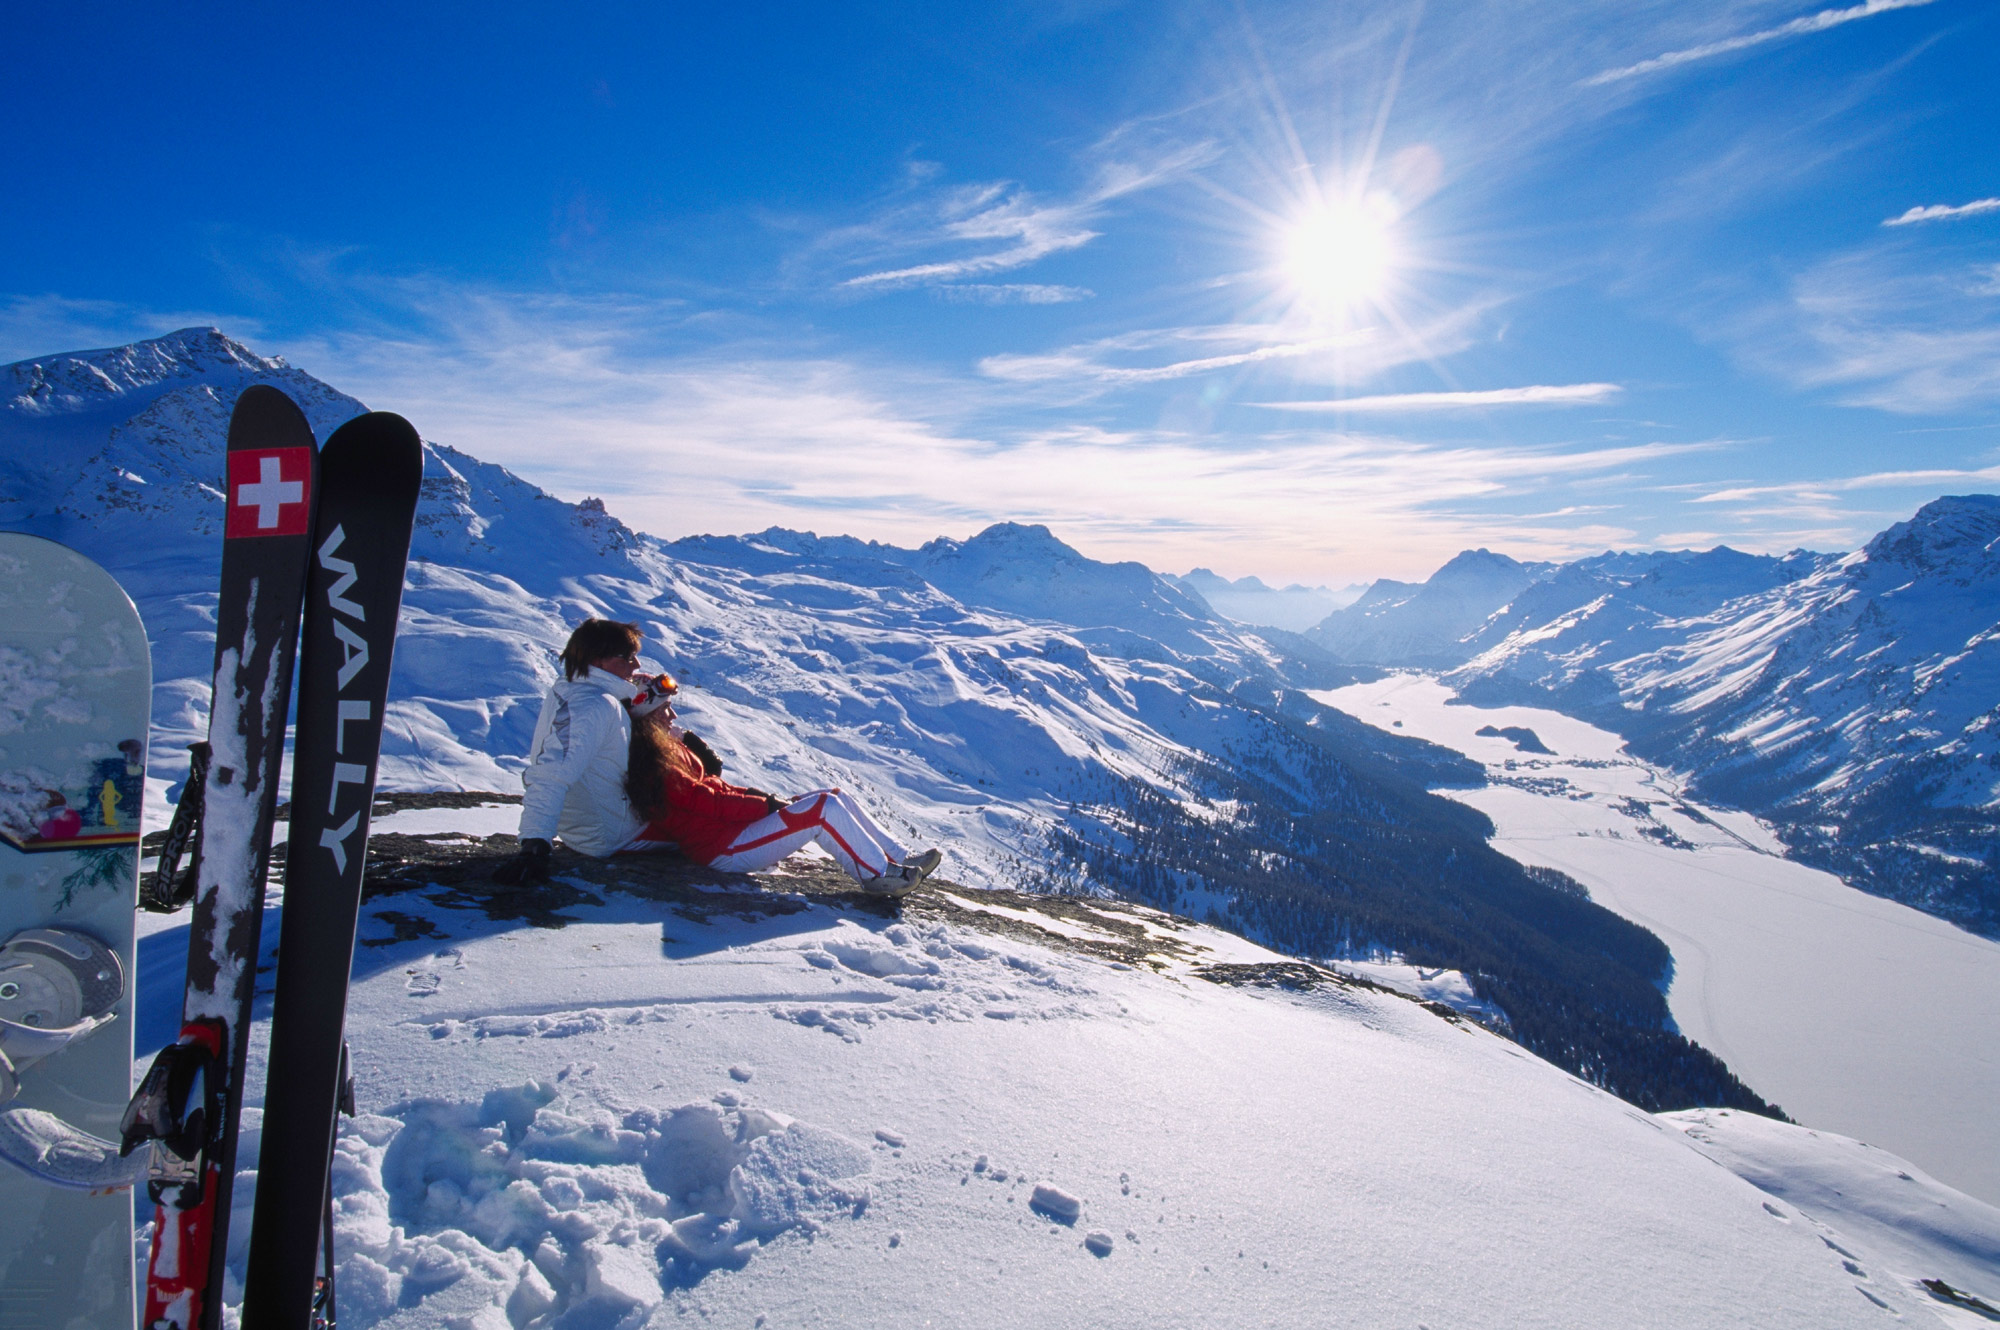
[{"left": 4, "top": 0, "right": 1997, "bottom": 586}]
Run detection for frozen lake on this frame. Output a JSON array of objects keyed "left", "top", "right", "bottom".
[{"left": 1314, "top": 674, "right": 2000, "bottom": 1207}]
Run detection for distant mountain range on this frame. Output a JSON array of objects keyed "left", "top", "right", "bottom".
[
  {"left": 0, "top": 327, "right": 1781, "bottom": 1114},
  {"left": 1305, "top": 520, "right": 2000, "bottom": 935},
  {"left": 1167, "top": 568, "right": 1365, "bottom": 632}
]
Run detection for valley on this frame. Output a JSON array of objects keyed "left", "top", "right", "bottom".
[{"left": 1319, "top": 672, "right": 2000, "bottom": 1206}]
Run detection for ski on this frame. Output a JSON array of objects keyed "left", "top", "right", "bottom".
[
  {"left": 123, "top": 384, "right": 319, "bottom": 1330},
  {"left": 0, "top": 534, "right": 151, "bottom": 1330},
  {"left": 244, "top": 410, "right": 423, "bottom": 1327}
]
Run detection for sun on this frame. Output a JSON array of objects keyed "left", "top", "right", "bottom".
[{"left": 1280, "top": 197, "right": 1398, "bottom": 314}]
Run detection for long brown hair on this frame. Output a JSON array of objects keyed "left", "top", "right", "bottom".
[{"left": 626, "top": 711, "right": 704, "bottom": 820}]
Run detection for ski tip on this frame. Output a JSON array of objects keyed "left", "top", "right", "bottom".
[{"left": 229, "top": 384, "right": 314, "bottom": 444}]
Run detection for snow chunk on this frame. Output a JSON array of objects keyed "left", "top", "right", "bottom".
[
  {"left": 1029, "top": 1182, "right": 1082, "bottom": 1224},
  {"left": 730, "top": 1123, "right": 873, "bottom": 1234}
]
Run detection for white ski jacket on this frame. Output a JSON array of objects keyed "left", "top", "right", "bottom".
[{"left": 517, "top": 667, "right": 643, "bottom": 857}]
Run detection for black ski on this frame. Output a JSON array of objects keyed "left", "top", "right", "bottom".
[
  {"left": 123, "top": 385, "right": 319, "bottom": 1330},
  {"left": 243, "top": 411, "right": 423, "bottom": 1327}
]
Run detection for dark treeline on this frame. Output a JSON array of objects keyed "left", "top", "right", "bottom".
[{"left": 1042, "top": 691, "right": 1784, "bottom": 1118}]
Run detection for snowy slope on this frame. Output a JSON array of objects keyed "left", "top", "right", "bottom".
[
  {"left": 1449, "top": 500, "right": 2000, "bottom": 934},
  {"left": 129, "top": 850, "right": 1997, "bottom": 1330},
  {"left": 1307, "top": 548, "right": 1550, "bottom": 666}
]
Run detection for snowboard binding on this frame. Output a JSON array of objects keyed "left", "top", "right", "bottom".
[{"left": 0, "top": 927, "right": 125, "bottom": 1105}]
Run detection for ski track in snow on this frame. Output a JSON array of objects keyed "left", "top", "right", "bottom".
[{"left": 1316, "top": 673, "right": 2000, "bottom": 1209}]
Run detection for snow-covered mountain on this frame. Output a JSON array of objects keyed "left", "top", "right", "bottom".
[
  {"left": 4, "top": 328, "right": 1785, "bottom": 1120},
  {"left": 1438, "top": 503, "right": 2000, "bottom": 935},
  {"left": 1307, "top": 548, "right": 1552, "bottom": 666},
  {"left": 1167, "top": 568, "right": 1363, "bottom": 632}
]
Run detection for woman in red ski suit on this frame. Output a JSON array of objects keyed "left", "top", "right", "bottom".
[{"left": 624, "top": 673, "right": 941, "bottom": 893}]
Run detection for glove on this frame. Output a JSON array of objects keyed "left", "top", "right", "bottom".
[
  {"left": 494, "top": 837, "right": 552, "bottom": 885},
  {"left": 743, "top": 788, "right": 788, "bottom": 815},
  {"left": 680, "top": 731, "right": 723, "bottom": 777}
]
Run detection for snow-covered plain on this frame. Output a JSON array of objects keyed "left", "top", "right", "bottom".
[
  {"left": 1316, "top": 673, "right": 2000, "bottom": 1208},
  {"left": 130, "top": 860, "right": 1996, "bottom": 1329}
]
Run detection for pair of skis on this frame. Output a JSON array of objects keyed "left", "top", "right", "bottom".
[{"left": 121, "top": 386, "right": 423, "bottom": 1330}]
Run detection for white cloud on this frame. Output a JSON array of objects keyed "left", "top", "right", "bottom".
[
  {"left": 841, "top": 187, "right": 1101, "bottom": 289},
  {"left": 1693, "top": 463, "right": 2000, "bottom": 503},
  {"left": 838, "top": 143, "right": 1212, "bottom": 291},
  {"left": 980, "top": 329, "right": 1369, "bottom": 385},
  {"left": 1732, "top": 250, "right": 2000, "bottom": 413},
  {"left": 931, "top": 284, "right": 1094, "bottom": 305},
  {"left": 1252, "top": 383, "right": 1622, "bottom": 412},
  {"left": 1883, "top": 197, "right": 2000, "bottom": 227},
  {"left": 1584, "top": 0, "right": 1940, "bottom": 87},
  {"left": 978, "top": 301, "right": 1493, "bottom": 392}
]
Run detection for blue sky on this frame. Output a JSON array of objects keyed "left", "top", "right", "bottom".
[{"left": 6, "top": 0, "right": 1997, "bottom": 583}]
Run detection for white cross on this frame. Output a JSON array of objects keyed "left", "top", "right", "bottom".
[{"left": 237, "top": 455, "right": 304, "bottom": 529}]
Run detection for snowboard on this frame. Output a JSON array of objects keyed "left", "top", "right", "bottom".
[
  {"left": 0, "top": 533, "right": 150, "bottom": 1330},
  {"left": 245, "top": 410, "right": 423, "bottom": 1327},
  {"left": 125, "top": 384, "right": 319, "bottom": 1330}
]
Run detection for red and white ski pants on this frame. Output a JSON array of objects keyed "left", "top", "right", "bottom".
[{"left": 707, "top": 790, "right": 909, "bottom": 880}]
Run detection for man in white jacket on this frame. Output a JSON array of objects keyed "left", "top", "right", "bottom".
[{"left": 495, "top": 619, "right": 648, "bottom": 883}]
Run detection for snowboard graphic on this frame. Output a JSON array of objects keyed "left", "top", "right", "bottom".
[{"left": 0, "top": 533, "right": 150, "bottom": 1330}]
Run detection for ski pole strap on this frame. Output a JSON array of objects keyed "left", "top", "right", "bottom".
[{"left": 142, "top": 743, "right": 212, "bottom": 914}]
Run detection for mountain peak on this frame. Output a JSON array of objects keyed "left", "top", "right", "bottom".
[
  {"left": 1434, "top": 547, "right": 1528, "bottom": 580},
  {"left": 5, "top": 326, "right": 286, "bottom": 414},
  {"left": 1862, "top": 493, "right": 2000, "bottom": 575},
  {"left": 946, "top": 521, "right": 1078, "bottom": 560}
]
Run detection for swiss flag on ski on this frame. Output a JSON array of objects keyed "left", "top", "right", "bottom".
[{"left": 224, "top": 446, "right": 314, "bottom": 538}]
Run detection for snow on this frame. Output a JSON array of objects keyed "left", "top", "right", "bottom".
[
  {"left": 1667, "top": 1108, "right": 2000, "bottom": 1315},
  {"left": 370, "top": 802, "right": 524, "bottom": 838},
  {"left": 1316, "top": 673, "right": 2000, "bottom": 1208},
  {"left": 151, "top": 863, "right": 1991, "bottom": 1328}
]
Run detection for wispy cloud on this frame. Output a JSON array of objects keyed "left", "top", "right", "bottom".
[
  {"left": 1252, "top": 383, "right": 1622, "bottom": 412},
  {"left": 838, "top": 143, "right": 1212, "bottom": 292},
  {"left": 978, "top": 300, "right": 1494, "bottom": 392},
  {"left": 931, "top": 283, "right": 1094, "bottom": 305},
  {"left": 980, "top": 328, "right": 1369, "bottom": 385},
  {"left": 841, "top": 185, "right": 1101, "bottom": 289},
  {"left": 1728, "top": 249, "right": 2000, "bottom": 413},
  {"left": 1584, "top": 0, "right": 1940, "bottom": 87},
  {"left": 1883, "top": 197, "right": 2000, "bottom": 227},
  {"left": 1693, "top": 463, "right": 2000, "bottom": 503}
]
